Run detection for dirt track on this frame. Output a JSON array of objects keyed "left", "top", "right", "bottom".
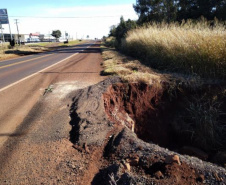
[{"left": 0, "top": 42, "right": 106, "bottom": 184}]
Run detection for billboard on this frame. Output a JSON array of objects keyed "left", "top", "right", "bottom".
[{"left": 0, "top": 9, "right": 9, "bottom": 24}]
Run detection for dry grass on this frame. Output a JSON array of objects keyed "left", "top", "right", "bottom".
[
  {"left": 122, "top": 19, "right": 226, "bottom": 79},
  {"left": 0, "top": 45, "right": 47, "bottom": 61},
  {"left": 0, "top": 40, "right": 82, "bottom": 61},
  {"left": 101, "top": 49, "right": 163, "bottom": 84}
]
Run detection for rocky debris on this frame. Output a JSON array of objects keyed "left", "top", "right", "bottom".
[{"left": 165, "top": 154, "right": 181, "bottom": 165}]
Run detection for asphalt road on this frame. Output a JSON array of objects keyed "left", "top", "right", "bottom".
[
  {"left": 0, "top": 42, "right": 94, "bottom": 90},
  {"left": 0, "top": 40, "right": 105, "bottom": 148},
  {"left": 0, "top": 40, "right": 107, "bottom": 184}
]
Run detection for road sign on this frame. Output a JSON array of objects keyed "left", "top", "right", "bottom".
[{"left": 0, "top": 9, "right": 9, "bottom": 24}]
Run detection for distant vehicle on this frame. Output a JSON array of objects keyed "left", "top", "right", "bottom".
[
  {"left": 26, "top": 38, "right": 40, "bottom": 43},
  {"left": 59, "top": 38, "right": 67, "bottom": 43}
]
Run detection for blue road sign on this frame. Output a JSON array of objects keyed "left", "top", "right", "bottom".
[{"left": 0, "top": 9, "right": 9, "bottom": 24}]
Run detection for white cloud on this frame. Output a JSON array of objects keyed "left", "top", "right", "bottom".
[{"left": 3, "top": 4, "right": 138, "bottom": 39}]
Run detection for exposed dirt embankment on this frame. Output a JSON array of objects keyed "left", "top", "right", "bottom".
[
  {"left": 103, "top": 83, "right": 171, "bottom": 146},
  {"left": 70, "top": 77, "right": 226, "bottom": 184},
  {"left": 103, "top": 82, "right": 226, "bottom": 163}
]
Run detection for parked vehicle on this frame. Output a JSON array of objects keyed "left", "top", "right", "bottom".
[{"left": 26, "top": 38, "right": 40, "bottom": 43}]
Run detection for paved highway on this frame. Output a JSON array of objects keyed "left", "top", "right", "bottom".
[
  {"left": 0, "top": 42, "right": 94, "bottom": 90},
  {"left": 0, "top": 41, "right": 107, "bottom": 183}
]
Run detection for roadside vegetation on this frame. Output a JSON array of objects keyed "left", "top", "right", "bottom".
[
  {"left": 101, "top": 48, "right": 163, "bottom": 84},
  {"left": 123, "top": 19, "right": 226, "bottom": 79},
  {"left": 0, "top": 40, "right": 82, "bottom": 61},
  {"left": 102, "top": 0, "right": 226, "bottom": 161},
  {"left": 0, "top": 43, "right": 47, "bottom": 61}
]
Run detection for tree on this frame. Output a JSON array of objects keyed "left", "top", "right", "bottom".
[
  {"left": 133, "top": 0, "right": 178, "bottom": 24},
  {"left": 109, "top": 25, "right": 117, "bottom": 37},
  {"left": 177, "top": 0, "right": 215, "bottom": 20},
  {"left": 214, "top": 0, "right": 226, "bottom": 21},
  {"left": 114, "top": 16, "right": 137, "bottom": 44},
  {"left": 134, "top": 0, "right": 226, "bottom": 24},
  {"left": 51, "top": 30, "right": 61, "bottom": 41}
]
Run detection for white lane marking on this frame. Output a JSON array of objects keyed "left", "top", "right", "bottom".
[
  {"left": 0, "top": 54, "right": 35, "bottom": 63},
  {"left": 0, "top": 43, "right": 95, "bottom": 92},
  {"left": 0, "top": 54, "right": 54, "bottom": 69}
]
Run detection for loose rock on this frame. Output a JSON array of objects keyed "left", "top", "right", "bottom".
[
  {"left": 123, "top": 162, "right": 131, "bottom": 172},
  {"left": 154, "top": 171, "right": 164, "bottom": 179},
  {"left": 165, "top": 155, "right": 181, "bottom": 165}
]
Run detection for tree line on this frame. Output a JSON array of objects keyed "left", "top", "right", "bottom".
[
  {"left": 134, "top": 0, "right": 226, "bottom": 24},
  {"left": 108, "top": 0, "right": 225, "bottom": 48}
]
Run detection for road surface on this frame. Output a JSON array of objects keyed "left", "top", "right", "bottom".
[
  {"left": 0, "top": 41, "right": 106, "bottom": 149},
  {"left": 0, "top": 42, "right": 94, "bottom": 90}
]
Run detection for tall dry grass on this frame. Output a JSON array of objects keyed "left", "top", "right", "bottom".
[{"left": 122, "top": 19, "right": 226, "bottom": 79}]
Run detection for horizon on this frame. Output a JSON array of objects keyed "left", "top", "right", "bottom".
[{"left": 0, "top": 1, "right": 138, "bottom": 39}]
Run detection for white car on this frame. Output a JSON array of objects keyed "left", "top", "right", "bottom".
[{"left": 27, "top": 38, "right": 40, "bottom": 42}]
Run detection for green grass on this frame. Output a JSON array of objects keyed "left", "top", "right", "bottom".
[
  {"left": 27, "top": 42, "right": 53, "bottom": 47},
  {"left": 59, "top": 40, "right": 81, "bottom": 46},
  {"left": 27, "top": 40, "right": 81, "bottom": 47}
]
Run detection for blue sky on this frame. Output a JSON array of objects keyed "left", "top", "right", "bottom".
[{"left": 1, "top": 0, "right": 138, "bottom": 39}]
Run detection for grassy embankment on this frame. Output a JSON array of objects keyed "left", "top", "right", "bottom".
[
  {"left": 122, "top": 20, "right": 226, "bottom": 79},
  {"left": 102, "top": 20, "right": 226, "bottom": 156},
  {"left": 0, "top": 40, "right": 82, "bottom": 61}
]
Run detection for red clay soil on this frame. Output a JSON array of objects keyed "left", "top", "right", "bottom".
[
  {"left": 103, "top": 82, "right": 226, "bottom": 162},
  {"left": 68, "top": 78, "right": 226, "bottom": 184},
  {"left": 103, "top": 83, "right": 174, "bottom": 147},
  {"left": 100, "top": 81, "right": 226, "bottom": 184}
]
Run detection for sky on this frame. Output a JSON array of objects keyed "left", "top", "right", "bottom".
[{"left": 1, "top": 0, "right": 138, "bottom": 39}]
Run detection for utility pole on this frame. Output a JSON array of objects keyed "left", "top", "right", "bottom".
[
  {"left": 0, "top": 23, "right": 5, "bottom": 53},
  {"left": 0, "top": 23, "right": 3, "bottom": 48},
  {"left": 1, "top": 26, "right": 5, "bottom": 43},
  {"left": 14, "top": 19, "right": 20, "bottom": 45}
]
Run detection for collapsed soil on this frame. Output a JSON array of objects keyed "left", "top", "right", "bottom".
[
  {"left": 69, "top": 77, "right": 226, "bottom": 184},
  {"left": 0, "top": 75, "right": 225, "bottom": 185},
  {"left": 1, "top": 41, "right": 225, "bottom": 184},
  {"left": 103, "top": 82, "right": 226, "bottom": 164}
]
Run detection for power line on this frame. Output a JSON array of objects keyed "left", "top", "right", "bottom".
[{"left": 9, "top": 15, "right": 132, "bottom": 19}]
